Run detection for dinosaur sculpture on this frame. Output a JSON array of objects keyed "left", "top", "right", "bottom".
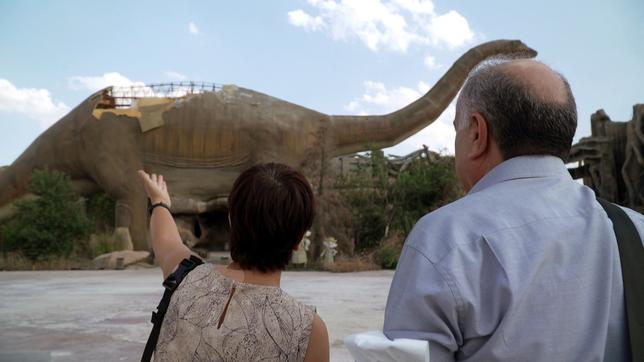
[{"left": 0, "top": 40, "right": 537, "bottom": 250}]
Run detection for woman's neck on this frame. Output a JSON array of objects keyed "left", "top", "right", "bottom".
[{"left": 222, "top": 262, "right": 282, "bottom": 287}]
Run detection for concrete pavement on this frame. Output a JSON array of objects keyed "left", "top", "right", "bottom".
[{"left": 0, "top": 268, "right": 394, "bottom": 361}]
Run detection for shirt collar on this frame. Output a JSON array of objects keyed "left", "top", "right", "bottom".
[{"left": 469, "top": 155, "right": 572, "bottom": 194}]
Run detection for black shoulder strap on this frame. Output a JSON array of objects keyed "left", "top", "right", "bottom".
[
  {"left": 141, "top": 255, "right": 204, "bottom": 362},
  {"left": 596, "top": 198, "right": 644, "bottom": 362}
]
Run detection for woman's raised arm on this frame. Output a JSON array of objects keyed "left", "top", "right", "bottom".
[{"left": 138, "top": 170, "right": 196, "bottom": 279}]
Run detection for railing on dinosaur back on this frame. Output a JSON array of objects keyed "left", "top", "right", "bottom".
[{"left": 98, "top": 82, "right": 223, "bottom": 108}]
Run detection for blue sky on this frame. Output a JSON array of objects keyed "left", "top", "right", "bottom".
[{"left": 1, "top": 0, "right": 642, "bottom": 165}]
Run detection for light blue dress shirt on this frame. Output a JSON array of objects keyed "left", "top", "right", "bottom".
[{"left": 384, "top": 155, "right": 644, "bottom": 362}]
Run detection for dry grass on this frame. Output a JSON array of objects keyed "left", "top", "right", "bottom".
[
  {"left": 0, "top": 231, "right": 125, "bottom": 271},
  {"left": 325, "top": 254, "right": 379, "bottom": 273},
  {"left": 0, "top": 252, "right": 92, "bottom": 271}
]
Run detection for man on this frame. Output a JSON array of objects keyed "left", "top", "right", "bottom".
[{"left": 383, "top": 59, "right": 644, "bottom": 361}]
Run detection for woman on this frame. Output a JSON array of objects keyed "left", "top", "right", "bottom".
[{"left": 138, "top": 163, "right": 329, "bottom": 361}]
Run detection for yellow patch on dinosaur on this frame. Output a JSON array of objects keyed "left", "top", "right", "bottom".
[{"left": 92, "top": 97, "right": 176, "bottom": 133}]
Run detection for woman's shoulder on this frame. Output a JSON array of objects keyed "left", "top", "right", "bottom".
[
  {"left": 173, "top": 263, "right": 233, "bottom": 297},
  {"left": 238, "top": 281, "right": 315, "bottom": 318},
  {"left": 185, "top": 262, "right": 215, "bottom": 279},
  {"left": 273, "top": 289, "right": 317, "bottom": 345},
  {"left": 275, "top": 289, "right": 317, "bottom": 324}
]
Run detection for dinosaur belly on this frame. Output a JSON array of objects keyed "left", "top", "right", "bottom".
[{"left": 141, "top": 163, "right": 241, "bottom": 201}]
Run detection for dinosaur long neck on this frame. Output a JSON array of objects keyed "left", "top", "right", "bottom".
[{"left": 328, "top": 40, "right": 535, "bottom": 157}]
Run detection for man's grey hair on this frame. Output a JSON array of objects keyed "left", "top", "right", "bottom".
[{"left": 456, "top": 59, "right": 577, "bottom": 161}]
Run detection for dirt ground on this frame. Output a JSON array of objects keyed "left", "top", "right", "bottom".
[{"left": 0, "top": 268, "right": 394, "bottom": 362}]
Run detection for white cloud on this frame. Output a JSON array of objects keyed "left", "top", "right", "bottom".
[
  {"left": 344, "top": 80, "right": 455, "bottom": 154},
  {"left": 288, "top": 9, "right": 326, "bottom": 31},
  {"left": 423, "top": 54, "right": 440, "bottom": 69},
  {"left": 287, "top": 0, "right": 475, "bottom": 52},
  {"left": 68, "top": 72, "right": 146, "bottom": 92},
  {"left": 188, "top": 21, "right": 200, "bottom": 35},
  {"left": 345, "top": 80, "right": 429, "bottom": 112},
  {"left": 345, "top": 100, "right": 361, "bottom": 112},
  {"left": 425, "top": 10, "right": 474, "bottom": 48},
  {"left": 392, "top": 0, "right": 435, "bottom": 15},
  {"left": 0, "top": 79, "right": 70, "bottom": 129},
  {"left": 164, "top": 70, "right": 188, "bottom": 81}
]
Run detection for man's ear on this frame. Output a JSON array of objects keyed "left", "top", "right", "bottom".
[{"left": 468, "top": 112, "right": 490, "bottom": 159}]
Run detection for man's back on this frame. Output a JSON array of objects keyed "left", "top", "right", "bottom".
[{"left": 384, "top": 156, "right": 642, "bottom": 361}]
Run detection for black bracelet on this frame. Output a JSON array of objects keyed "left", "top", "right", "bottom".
[{"left": 148, "top": 202, "right": 171, "bottom": 215}]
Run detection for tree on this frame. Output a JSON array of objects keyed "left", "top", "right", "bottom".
[
  {"left": 336, "top": 150, "right": 391, "bottom": 252},
  {"left": 390, "top": 156, "right": 462, "bottom": 235},
  {"left": 334, "top": 150, "right": 463, "bottom": 267}
]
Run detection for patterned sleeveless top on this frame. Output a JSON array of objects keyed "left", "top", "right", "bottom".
[{"left": 154, "top": 264, "right": 315, "bottom": 362}]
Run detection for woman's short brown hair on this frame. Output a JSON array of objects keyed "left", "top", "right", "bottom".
[{"left": 228, "top": 163, "right": 315, "bottom": 272}]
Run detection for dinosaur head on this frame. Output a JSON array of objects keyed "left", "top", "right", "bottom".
[{"left": 502, "top": 40, "right": 538, "bottom": 59}]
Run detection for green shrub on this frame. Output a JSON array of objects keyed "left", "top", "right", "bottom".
[
  {"left": 87, "top": 192, "right": 115, "bottom": 232},
  {"left": 89, "top": 232, "right": 118, "bottom": 258},
  {"left": 1, "top": 170, "right": 90, "bottom": 261},
  {"left": 1, "top": 215, "right": 17, "bottom": 253},
  {"left": 375, "top": 242, "right": 401, "bottom": 269}
]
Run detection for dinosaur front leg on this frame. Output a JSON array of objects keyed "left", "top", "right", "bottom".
[
  {"left": 114, "top": 191, "right": 149, "bottom": 251},
  {"left": 87, "top": 154, "right": 150, "bottom": 251}
]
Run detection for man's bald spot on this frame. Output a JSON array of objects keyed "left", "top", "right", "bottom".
[{"left": 499, "top": 60, "right": 569, "bottom": 104}]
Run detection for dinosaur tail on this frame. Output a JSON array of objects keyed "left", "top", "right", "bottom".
[
  {"left": 0, "top": 147, "right": 40, "bottom": 208},
  {"left": 0, "top": 89, "right": 105, "bottom": 209}
]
